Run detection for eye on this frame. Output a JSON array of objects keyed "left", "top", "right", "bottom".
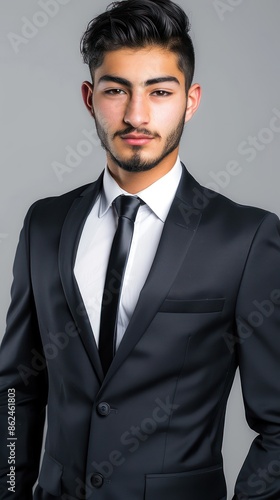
[
  {"left": 104, "top": 88, "right": 126, "bottom": 95},
  {"left": 151, "top": 90, "right": 172, "bottom": 97}
]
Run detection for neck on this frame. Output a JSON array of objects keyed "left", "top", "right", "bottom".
[{"left": 107, "top": 152, "right": 179, "bottom": 194}]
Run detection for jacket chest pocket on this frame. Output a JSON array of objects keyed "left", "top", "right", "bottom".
[{"left": 159, "top": 298, "right": 225, "bottom": 314}]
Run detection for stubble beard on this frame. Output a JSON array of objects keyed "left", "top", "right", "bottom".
[{"left": 93, "top": 111, "right": 186, "bottom": 173}]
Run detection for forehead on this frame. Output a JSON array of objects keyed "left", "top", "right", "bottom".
[{"left": 94, "top": 46, "right": 185, "bottom": 85}]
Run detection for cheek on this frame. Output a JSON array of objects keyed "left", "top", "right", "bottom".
[
  {"left": 95, "top": 99, "right": 125, "bottom": 126},
  {"left": 155, "top": 110, "right": 185, "bottom": 137},
  {"left": 94, "top": 112, "right": 116, "bottom": 137},
  {"left": 153, "top": 100, "right": 185, "bottom": 124},
  {"left": 95, "top": 112, "right": 109, "bottom": 130}
]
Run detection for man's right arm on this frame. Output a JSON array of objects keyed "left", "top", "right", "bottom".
[{"left": 0, "top": 204, "right": 48, "bottom": 500}]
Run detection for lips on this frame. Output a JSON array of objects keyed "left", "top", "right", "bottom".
[{"left": 121, "top": 134, "right": 154, "bottom": 146}]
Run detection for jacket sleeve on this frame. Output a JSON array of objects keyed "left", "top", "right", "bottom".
[
  {"left": 0, "top": 204, "right": 48, "bottom": 500},
  {"left": 233, "top": 212, "right": 280, "bottom": 500}
]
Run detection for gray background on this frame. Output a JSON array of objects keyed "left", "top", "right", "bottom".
[{"left": 0, "top": 1, "right": 279, "bottom": 497}]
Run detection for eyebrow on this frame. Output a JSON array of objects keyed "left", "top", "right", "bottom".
[{"left": 98, "top": 75, "right": 180, "bottom": 87}]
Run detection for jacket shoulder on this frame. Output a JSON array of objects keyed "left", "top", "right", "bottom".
[
  {"left": 25, "top": 177, "right": 102, "bottom": 228},
  {"left": 182, "top": 165, "right": 278, "bottom": 228},
  {"left": 34, "top": 181, "right": 94, "bottom": 210},
  {"left": 203, "top": 184, "right": 278, "bottom": 228}
]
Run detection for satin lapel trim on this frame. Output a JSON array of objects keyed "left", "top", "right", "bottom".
[
  {"left": 58, "top": 175, "right": 104, "bottom": 383},
  {"left": 103, "top": 178, "right": 202, "bottom": 386}
]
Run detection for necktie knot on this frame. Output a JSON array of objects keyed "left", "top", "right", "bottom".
[{"left": 113, "top": 195, "right": 142, "bottom": 222}]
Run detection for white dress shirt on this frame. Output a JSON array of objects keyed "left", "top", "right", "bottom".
[{"left": 74, "top": 157, "right": 183, "bottom": 350}]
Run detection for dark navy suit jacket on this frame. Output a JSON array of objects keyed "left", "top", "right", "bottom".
[{"left": 1, "top": 165, "right": 280, "bottom": 499}]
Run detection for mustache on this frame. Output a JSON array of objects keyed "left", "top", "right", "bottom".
[{"left": 113, "top": 127, "right": 161, "bottom": 139}]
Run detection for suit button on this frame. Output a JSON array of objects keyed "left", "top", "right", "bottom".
[
  {"left": 97, "top": 402, "right": 111, "bottom": 416},
  {"left": 91, "top": 473, "right": 104, "bottom": 488}
]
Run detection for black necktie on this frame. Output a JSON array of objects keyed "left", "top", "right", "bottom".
[{"left": 98, "top": 195, "right": 142, "bottom": 375}]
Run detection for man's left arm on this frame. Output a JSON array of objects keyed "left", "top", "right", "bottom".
[{"left": 233, "top": 212, "right": 280, "bottom": 500}]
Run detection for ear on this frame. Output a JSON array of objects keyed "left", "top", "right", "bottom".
[
  {"left": 185, "top": 83, "right": 202, "bottom": 124},
  {"left": 81, "top": 81, "right": 94, "bottom": 116}
]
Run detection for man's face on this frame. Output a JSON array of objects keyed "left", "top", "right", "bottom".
[{"left": 88, "top": 46, "right": 190, "bottom": 173}]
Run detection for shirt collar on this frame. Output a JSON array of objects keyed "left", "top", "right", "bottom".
[{"left": 99, "top": 157, "right": 183, "bottom": 222}]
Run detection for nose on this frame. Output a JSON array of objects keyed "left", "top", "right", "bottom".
[{"left": 123, "top": 94, "right": 150, "bottom": 128}]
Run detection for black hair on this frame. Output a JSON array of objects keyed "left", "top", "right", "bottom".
[{"left": 80, "top": 0, "right": 195, "bottom": 92}]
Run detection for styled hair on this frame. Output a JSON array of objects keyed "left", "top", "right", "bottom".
[{"left": 80, "top": 0, "right": 195, "bottom": 91}]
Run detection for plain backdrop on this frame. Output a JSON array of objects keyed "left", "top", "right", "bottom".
[{"left": 0, "top": 1, "right": 280, "bottom": 498}]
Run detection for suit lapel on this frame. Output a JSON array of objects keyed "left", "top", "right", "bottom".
[
  {"left": 58, "top": 173, "right": 104, "bottom": 383},
  {"left": 103, "top": 166, "right": 203, "bottom": 386}
]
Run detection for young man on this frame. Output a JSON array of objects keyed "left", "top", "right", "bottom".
[{"left": 0, "top": 0, "right": 280, "bottom": 499}]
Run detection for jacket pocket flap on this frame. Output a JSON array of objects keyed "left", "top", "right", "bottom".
[
  {"left": 159, "top": 298, "right": 225, "bottom": 313},
  {"left": 145, "top": 466, "right": 226, "bottom": 500},
  {"left": 38, "top": 453, "right": 63, "bottom": 496}
]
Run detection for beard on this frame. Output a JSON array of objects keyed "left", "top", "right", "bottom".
[{"left": 93, "top": 110, "right": 186, "bottom": 173}]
